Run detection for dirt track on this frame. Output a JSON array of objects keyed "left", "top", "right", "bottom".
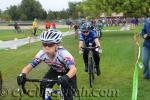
[{"left": 0, "top": 24, "right": 69, "bottom": 30}]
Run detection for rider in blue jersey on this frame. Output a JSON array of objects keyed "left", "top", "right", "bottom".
[{"left": 79, "top": 23, "right": 101, "bottom": 76}]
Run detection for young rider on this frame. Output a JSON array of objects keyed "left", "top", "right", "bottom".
[
  {"left": 17, "top": 29, "right": 77, "bottom": 100},
  {"left": 79, "top": 23, "right": 101, "bottom": 76}
]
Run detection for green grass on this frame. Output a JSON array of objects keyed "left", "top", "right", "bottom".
[
  {"left": 0, "top": 25, "right": 149, "bottom": 100},
  {"left": 0, "top": 28, "right": 68, "bottom": 41},
  {"left": 103, "top": 25, "right": 122, "bottom": 30}
]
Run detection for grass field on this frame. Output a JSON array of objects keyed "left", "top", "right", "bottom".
[
  {"left": 0, "top": 25, "right": 150, "bottom": 100},
  {"left": 0, "top": 28, "right": 69, "bottom": 41}
]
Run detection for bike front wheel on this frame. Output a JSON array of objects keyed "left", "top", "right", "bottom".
[{"left": 88, "top": 57, "right": 94, "bottom": 88}]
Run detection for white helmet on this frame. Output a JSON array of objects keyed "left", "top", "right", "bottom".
[{"left": 40, "top": 29, "right": 62, "bottom": 43}]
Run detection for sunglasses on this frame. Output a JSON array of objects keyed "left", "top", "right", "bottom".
[
  {"left": 42, "top": 42, "right": 55, "bottom": 47},
  {"left": 82, "top": 30, "right": 89, "bottom": 33}
]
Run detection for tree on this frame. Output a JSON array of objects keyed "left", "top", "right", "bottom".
[
  {"left": 78, "top": 0, "right": 150, "bottom": 18},
  {"left": 20, "top": 13, "right": 27, "bottom": 20},
  {"left": 19, "top": 0, "right": 46, "bottom": 20},
  {"left": 47, "top": 11, "right": 57, "bottom": 20},
  {"left": 0, "top": 10, "right": 11, "bottom": 21},
  {"left": 68, "top": 2, "right": 81, "bottom": 19},
  {"left": 5, "top": 0, "right": 47, "bottom": 20},
  {"left": 7, "top": 5, "right": 20, "bottom": 20}
]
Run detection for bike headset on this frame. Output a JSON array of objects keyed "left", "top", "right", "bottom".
[{"left": 40, "top": 29, "right": 63, "bottom": 52}]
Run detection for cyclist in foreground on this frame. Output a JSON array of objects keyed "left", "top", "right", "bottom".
[
  {"left": 79, "top": 23, "right": 101, "bottom": 76},
  {"left": 17, "top": 29, "right": 77, "bottom": 100}
]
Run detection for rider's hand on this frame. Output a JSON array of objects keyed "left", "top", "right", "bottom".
[
  {"left": 144, "top": 34, "right": 150, "bottom": 40},
  {"left": 79, "top": 48, "right": 83, "bottom": 54},
  {"left": 17, "top": 73, "right": 26, "bottom": 85},
  {"left": 95, "top": 46, "right": 102, "bottom": 53},
  {"left": 58, "top": 75, "right": 69, "bottom": 84}
]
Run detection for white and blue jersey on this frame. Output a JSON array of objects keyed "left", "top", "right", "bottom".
[
  {"left": 30, "top": 46, "right": 75, "bottom": 72},
  {"left": 80, "top": 30, "right": 97, "bottom": 47}
]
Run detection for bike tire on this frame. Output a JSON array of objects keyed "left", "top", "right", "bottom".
[{"left": 88, "top": 57, "right": 94, "bottom": 88}]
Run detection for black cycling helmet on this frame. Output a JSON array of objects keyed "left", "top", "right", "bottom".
[{"left": 80, "top": 22, "right": 91, "bottom": 31}]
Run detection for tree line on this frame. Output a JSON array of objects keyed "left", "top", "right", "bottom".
[
  {"left": 0, "top": 0, "right": 150, "bottom": 21},
  {"left": 0, "top": 0, "right": 80, "bottom": 21},
  {"left": 78, "top": 0, "right": 150, "bottom": 18}
]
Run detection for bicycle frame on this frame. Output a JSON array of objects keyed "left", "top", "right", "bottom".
[
  {"left": 88, "top": 48, "right": 95, "bottom": 88},
  {"left": 81, "top": 45, "right": 98, "bottom": 88}
]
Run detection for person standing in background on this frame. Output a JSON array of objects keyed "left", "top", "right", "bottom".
[
  {"left": 45, "top": 19, "right": 51, "bottom": 30},
  {"left": 51, "top": 20, "right": 56, "bottom": 29},
  {"left": 32, "top": 18, "right": 38, "bottom": 36},
  {"left": 141, "top": 17, "right": 150, "bottom": 79}
]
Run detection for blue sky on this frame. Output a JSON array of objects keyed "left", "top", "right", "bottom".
[{"left": 0, "top": 0, "right": 82, "bottom": 11}]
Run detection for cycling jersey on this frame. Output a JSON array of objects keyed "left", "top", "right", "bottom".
[
  {"left": 96, "top": 22, "right": 103, "bottom": 30},
  {"left": 80, "top": 30, "right": 97, "bottom": 47},
  {"left": 30, "top": 46, "right": 75, "bottom": 72},
  {"left": 45, "top": 21, "right": 51, "bottom": 29}
]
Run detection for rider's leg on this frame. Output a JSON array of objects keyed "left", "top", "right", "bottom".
[
  {"left": 83, "top": 50, "right": 89, "bottom": 72},
  {"left": 100, "top": 29, "right": 102, "bottom": 37},
  {"left": 34, "top": 28, "right": 37, "bottom": 36},
  {"left": 93, "top": 50, "right": 101, "bottom": 76},
  {"left": 61, "top": 75, "right": 77, "bottom": 100},
  {"left": 142, "top": 46, "right": 150, "bottom": 79},
  {"left": 40, "top": 68, "right": 59, "bottom": 99},
  {"left": 33, "top": 28, "right": 36, "bottom": 36}
]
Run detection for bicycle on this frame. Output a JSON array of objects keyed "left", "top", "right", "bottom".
[
  {"left": 81, "top": 44, "right": 99, "bottom": 88},
  {"left": 18, "top": 76, "right": 64, "bottom": 100}
]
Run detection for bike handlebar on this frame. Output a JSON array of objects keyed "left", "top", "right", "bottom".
[
  {"left": 81, "top": 46, "right": 99, "bottom": 50},
  {"left": 25, "top": 78, "right": 59, "bottom": 83},
  {"left": 19, "top": 77, "right": 60, "bottom": 95}
]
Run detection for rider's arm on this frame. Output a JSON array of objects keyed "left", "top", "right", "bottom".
[
  {"left": 93, "top": 30, "right": 101, "bottom": 47},
  {"left": 66, "top": 65, "right": 77, "bottom": 78},
  {"left": 141, "top": 23, "right": 147, "bottom": 38},
  {"left": 79, "top": 41, "right": 84, "bottom": 49},
  {"left": 21, "top": 64, "right": 33, "bottom": 74},
  {"left": 94, "top": 38, "right": 100, "bottom": 47},
  {"left": 79, "top": 33, "right": 84, "bottom": 49},
  {"left": 61, "top": 50, "right": 77, "bottom": 79},
  {"left": 21, "top": 50, "right": 43, "bottom": 74}
]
